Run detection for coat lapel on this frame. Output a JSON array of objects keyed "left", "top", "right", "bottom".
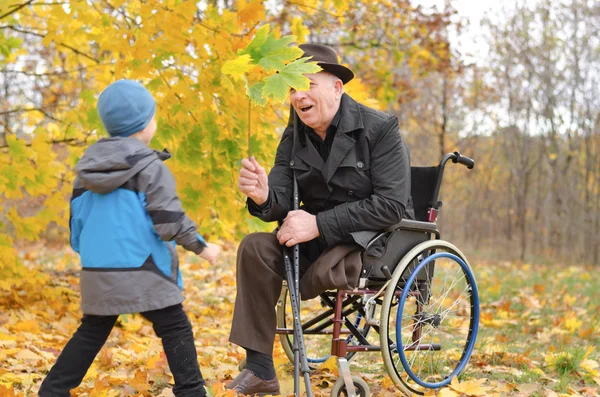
[
  {"left": 295, "top": 134, "right": 325, "bottom": 171},
  {"left": 323, "top": 133, "right": 355, "bottom": 184},
  {"left": 322, "top": 94, "right": 364, "bottom": 184}
]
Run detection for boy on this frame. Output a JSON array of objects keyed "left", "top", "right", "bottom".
[{"left": 39, "top": 79, "right": 220, "bottom": 397}]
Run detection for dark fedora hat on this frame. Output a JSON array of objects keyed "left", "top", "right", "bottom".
[{"left": 299, "top": 44, "right": 354, "bottom": 85}]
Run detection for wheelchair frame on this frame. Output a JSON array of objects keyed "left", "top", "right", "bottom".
[{"left": 275, "top": 152, "right": 479, "bottom": 397}]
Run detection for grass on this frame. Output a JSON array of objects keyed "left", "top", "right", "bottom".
[{"left": 0, "top": 248, "right": 599, "bottom": 396}]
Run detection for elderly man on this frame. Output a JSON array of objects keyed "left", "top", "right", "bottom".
[{"left": 226, "top": 44, "right": 414, "bottom": 396}]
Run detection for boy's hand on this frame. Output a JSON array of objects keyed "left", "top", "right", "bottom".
[
  {"left": 199, "top": 243, "right": 221, "bottom": 265},
  {"left": 238, "top": 156, "right": 269, "bottom": 205}
]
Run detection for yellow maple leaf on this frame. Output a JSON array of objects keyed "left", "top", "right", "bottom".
[
  {"left": 563, "top": 312, "right": 582, "bottom": 333},
  {"left": 0, "top": 384, "right": 16, "bottom": 397},
  {"left": 237, "top": 0, "right": 265, "bottom": 25},
  {"left": 320, "top": 356, "right": 338, "bottom": 374},
  {"left": 11, "top": 319, "right": 40, "bottom": 333},
  {"left": 439, "top": 387, "right": 460, "bottom": 397},
  {"left": 221, "top": 54, "right": 255, "bottom": 81},
  {"left": 0, "top": 333, "right": 17, "bottom": 341},
  {"left": 0, "top": 373, "right": 23, "bottom": 386},
  {"left": 130, "top": 370, "right": 152, "bottom": 393},
  {"left": 14, "top": 349, "right": 42, "bottom": 362},
  {"left": 449, "top": 377, "right": 491, "bottom": 396},
  {"left": 82, "top": 363, "right": 99, "bottom": 382},
  {"left": 147, "top": 352, "right": 166, "bottom": 370},
  {"left": 579, "top": 359, "right": 599, "bottom": 377},
  {"left": 381, "top": 376, "right": 395, "bottom": 389}
]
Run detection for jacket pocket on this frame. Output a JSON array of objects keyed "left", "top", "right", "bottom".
[
  {"left": 166, "top": 242, "right": 179, "bottom": 282},
  {"left": 334, "top": 156, "right": 372, "bottom": 199}
]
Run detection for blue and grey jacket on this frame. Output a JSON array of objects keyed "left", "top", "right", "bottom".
[{"left": 70, "top": 137, "right": 206, "bottom": 315}]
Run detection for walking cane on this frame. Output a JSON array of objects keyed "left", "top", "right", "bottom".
[{"left": 282, "top": 107, "right": 314, "bottom": 397}]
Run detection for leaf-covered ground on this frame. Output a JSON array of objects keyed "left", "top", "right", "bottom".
[{"left": 1, "top": 245, "right": 599, "bottom": 396}]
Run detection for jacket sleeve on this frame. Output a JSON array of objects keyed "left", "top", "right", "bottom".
[
  {"left": 317, "top": 116, "right": 410, "bottom": 247},
  {"left": 69, "top": 178, "right": 86, "bottom": 253},
  {"left": 137, "top": 159, "right": 206, "bottom": 254},
  {"left": 247, "top": 126, "right": 294, "bottom": 222}
]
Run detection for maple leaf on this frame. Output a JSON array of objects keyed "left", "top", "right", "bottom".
[
  {"left": 130, "top": 370, "right": 152, "bottom": 394},
  {"left": 262, "top": 58, "right": 322, "bottom": 103},
  {"left": 246, "top": 82, "right": 267, "bottom": 107},
  {"left": 448, "top": 377, "right": 492, "bottom": 396},
  {"left": 238, "top": 25, "right": 302, "bottom": 72},
  {"left": 439, "top": 388, "right": 460, "bottom": 397},
  {"left": 320, "top": 356, "right": 338, "bottom": 374},
  {"left": 0, "top": 385, "right": 16, "bottom": 397},
  {"left": 221, "top": 54, "right": 255, "bottom": 82}
]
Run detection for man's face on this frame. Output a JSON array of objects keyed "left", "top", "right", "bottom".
[{"left": 290, "top": 72, "right": 343, "bottom": 135}]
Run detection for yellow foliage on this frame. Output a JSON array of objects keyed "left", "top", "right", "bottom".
[{"left": 1, "top": 0, "right": 457, "bottom": 282}]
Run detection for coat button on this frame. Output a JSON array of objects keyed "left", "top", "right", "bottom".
[
  {"left": 290, "top": 159, "right": 295, "bottom": 166},
  {"left": 357, "top": 161, "right": 364, "bottom": 169},
  {"left": 348, "top": 190, "right": 354, "bottom": 196}
]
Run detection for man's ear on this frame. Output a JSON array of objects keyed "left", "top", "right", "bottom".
[{"left": 334, "top": 78, "right": 343, "bottom": 99}]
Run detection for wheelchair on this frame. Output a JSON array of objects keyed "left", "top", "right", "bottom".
[{"left": 275, "top": 152, "right": 480, "bottom": 396}]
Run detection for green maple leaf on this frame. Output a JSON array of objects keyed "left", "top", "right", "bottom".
[
  {"left": 246, "top": 82, "right": 267, "bottom": 106},
  {"left": 261, "top": 58, "right": 322, "bottom": 103},
  {"left": 239, "top": 24, "right": 303, "bottom": 72}
]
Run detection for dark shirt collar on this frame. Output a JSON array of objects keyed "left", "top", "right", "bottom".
[{"left": 330, "top": 103, "right": 342, "bottom": 129}]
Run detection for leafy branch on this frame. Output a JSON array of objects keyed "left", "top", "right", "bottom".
[
  {"left": 0, "top": 0, "right": 34, "bottom": 21},
  {"left": 0, "top": 25, "right": 100, "bottom": 63}
]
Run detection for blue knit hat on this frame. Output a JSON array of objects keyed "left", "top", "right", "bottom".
[{"left": 97, "top": 80, "right": 156, "bottom": 137}]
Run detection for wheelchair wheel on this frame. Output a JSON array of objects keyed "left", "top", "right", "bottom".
[
  {"left": 277, "top": 285, "right": 375, "bottom": 368},
  {"left": 330, "top": 375, "right": 370, "bottom": 397},
  {"left": 380, "top": 240, "right": 479, "bottom": 395}
]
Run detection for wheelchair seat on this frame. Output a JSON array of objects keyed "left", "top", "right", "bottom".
[{"left": 360, "top": 166, "right": 441, "bottom": 284}]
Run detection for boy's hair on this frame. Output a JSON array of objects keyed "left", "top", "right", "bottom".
[{"left": 97, "top": 79, "right": 156, "bottom": 138}]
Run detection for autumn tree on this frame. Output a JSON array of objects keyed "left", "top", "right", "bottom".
[{"left": 0, "top": 0, "right": 454, "bottom": 273}]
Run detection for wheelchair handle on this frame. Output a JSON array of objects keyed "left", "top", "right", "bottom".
[
  {"left": 429, "top": 152, "right": 476, "bottom": 217},
  {"left": 451, "top": 151, "right": 475, "bottom": 169}
]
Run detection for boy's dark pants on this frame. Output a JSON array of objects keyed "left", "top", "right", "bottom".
[{"left": 39, "top": 304, "right": 206, "bottom": 397}]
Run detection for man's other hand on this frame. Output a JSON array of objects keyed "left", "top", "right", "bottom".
[
  {"left": 277, "top": 210, "right": 320, "bottom": 247},
  {"left": 238, "top": 156, "right": 269, "bottom": 205}
]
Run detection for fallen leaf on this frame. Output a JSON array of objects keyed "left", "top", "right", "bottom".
[
  {"left": 449, "top": 377, "right": 492, "bottom": 396},
  {"left": 516, "top": 383, "right": 539, "bottom": 396},
  {"left": 15, "top": 349, "right": 42, "bottom": 362}
]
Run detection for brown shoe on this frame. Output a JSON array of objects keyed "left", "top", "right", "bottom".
[{"left": 225, "top": 369, "right": 280, "bottom": 396}]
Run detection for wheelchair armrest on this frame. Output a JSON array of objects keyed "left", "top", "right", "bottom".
[{"left": 384, "top": 219, "right": 439, "bottom": 234}]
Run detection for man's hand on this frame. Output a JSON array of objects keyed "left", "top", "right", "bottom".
[
  {"left": 277, "top": 210, "right": 320, "bottom": 247},
  {"left": 238, "top": 156, "right": 269, "bottom": 205},
  {"left": 199, "top": 243, "right": 221, "bottom": 265}
]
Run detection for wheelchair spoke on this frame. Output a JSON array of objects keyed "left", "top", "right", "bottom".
[
  {"left": 438, "top": 287, "right": 471, "bottom": 323},
  {"left": 383, "top": 249, "right": 478, "bottom": 392},
  {"left": 428, "top": 269, "right": 466, "bottom": 314}
]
